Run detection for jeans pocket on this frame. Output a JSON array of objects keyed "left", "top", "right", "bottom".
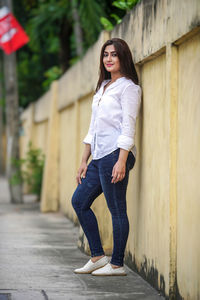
[{"left": 127, "top": 152, "right": 135, "bottom": 171}]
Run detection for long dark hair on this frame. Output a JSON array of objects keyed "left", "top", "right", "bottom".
[{"left": 95, "top": 38, "right": 139, "bottom": 93}]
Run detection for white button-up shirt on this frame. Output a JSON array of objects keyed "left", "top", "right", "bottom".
[{"left": 83, "top": 76, "right": 142, "bottom": 160}]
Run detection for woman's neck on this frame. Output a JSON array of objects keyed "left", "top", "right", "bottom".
[{"left": 110, "top": 72, "right": 123, "bottom": 82}]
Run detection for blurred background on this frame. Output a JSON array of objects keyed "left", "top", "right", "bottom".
[
  {"left": 1, "top": 0, "right": 137, "bottom": 108},
  {"left": 0, "top": 1, "right": 200, "bottom": 299}
]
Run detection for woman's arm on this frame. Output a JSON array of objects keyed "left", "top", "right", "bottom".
[
  {"left": 117, "top": 84, "right": 141, "bottom": 151},
  {"left": 111, "top": 148, "right": 128, "bottom": 184},
  {"left": 112, "top": 84, "right": 141, "bottom": 184},
  {"left": 76, "top": 144, "right": 91, "bottom": 185}
]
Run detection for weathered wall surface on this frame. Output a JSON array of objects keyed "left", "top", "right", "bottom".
[
  {"left": 125, "top": 52, "right": 170, "bottom": 294},
  {"left": 176, "top": 33, "right": 200, "bottom": 299},
  {"left": 19, "top": 0, "right": 200, "bottom": 298}
]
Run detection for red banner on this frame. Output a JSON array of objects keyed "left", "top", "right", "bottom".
[{"left": 0, "top": 6, "right": 29, "bottom": 54}]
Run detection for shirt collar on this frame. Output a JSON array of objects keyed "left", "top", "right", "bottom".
[{"left": 100, "top": 76, "right": 126, "bottom": 95}]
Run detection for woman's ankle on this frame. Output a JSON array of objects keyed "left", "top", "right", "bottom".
[
  {"left": 110, "top": 263, "right": 122, "bottom": 269},
  {"left": 91, "top": 255, "right": 105, "bottom": 263}
]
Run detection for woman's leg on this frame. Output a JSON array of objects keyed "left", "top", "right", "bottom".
[
  {"left": 71, "top": 160, "right": 104, "bottom": 257},
  {"left": 99, "top": 149, "right": 135, "bottom": 267}
]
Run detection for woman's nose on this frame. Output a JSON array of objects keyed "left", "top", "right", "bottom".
[{"left": 107, "top": 54, "right": 112, "bottom": 61}]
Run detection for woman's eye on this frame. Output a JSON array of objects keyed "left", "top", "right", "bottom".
[{"left": 103, "top": 53, "right": 117, "bottom": 57}]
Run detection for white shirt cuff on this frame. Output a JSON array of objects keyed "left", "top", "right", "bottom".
[
  {"left": 117, "top": 135, "right": 134, "bottom": 151},
  {"left": 83, "top": 133, "right": 93, "bottom": 144}
]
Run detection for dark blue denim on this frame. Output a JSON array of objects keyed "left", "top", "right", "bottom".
[{"left": 71, "top": 148, "right": 135, "bottom": 266}]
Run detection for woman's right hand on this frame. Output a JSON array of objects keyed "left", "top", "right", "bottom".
[{"left": 76, "top": 161, "right": 88, "bottom": 185}]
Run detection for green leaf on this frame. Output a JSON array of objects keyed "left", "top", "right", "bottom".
[
  {"left": 110, "top": 13, "right": 122, "bottom": 24},
  {"left": 100, "top": 17, "right": 114, "bottom": 31},
  {"left": 112, "top": 1, "right": 128, "bottom": 10},
  {"left": 112, "top": 0, "right": 140, "bottom": 11}
]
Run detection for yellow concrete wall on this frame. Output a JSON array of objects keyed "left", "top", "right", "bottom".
[
  {"left": 19, "top": 91, "right": 50, "bottom": 194},
  {"left": 20, "top": 89, "right": 51, "bottom": 158},
  {"left": 40, "top": 82, "right": 60, "bottom": 212},
  {"left": 59, "top": 104, "right": 77, "bottom": 219},
  {"left": 19, "top": 0, "right": 200, "bottom": 298},
  {"left": 177, "top": 33, "right": 200, "bottom": 299},
  {"left": 33, "top": 90, "right": 51, "bottom": 155},
  {"left": 124, "top": 53, "right": 170, "bottom": 293},
  {"left": 32, "top": 122, "right": 48, "bottom": 155}
]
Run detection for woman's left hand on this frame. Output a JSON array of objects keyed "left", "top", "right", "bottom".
[{"left": 111, "top": 160, "right": 126, "bottom": 183}]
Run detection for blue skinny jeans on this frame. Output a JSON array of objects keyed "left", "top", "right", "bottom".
[{"left": 71, "top": 148, "right": 135, "bottom": 266}]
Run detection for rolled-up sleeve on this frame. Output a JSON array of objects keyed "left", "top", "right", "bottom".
[
  {"left": 117, "top": 84, "right": 142, "bottom": 151},
  {"left": 83, "top": 111, "right": 95, "bottom": 145}
]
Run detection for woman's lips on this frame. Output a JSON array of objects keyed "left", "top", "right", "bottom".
[{"left": 106, "top": 64, "right": 113, "bottom": 67}]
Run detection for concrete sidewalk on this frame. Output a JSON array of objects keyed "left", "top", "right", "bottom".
[{"left": 0, "top": 177, "right": 164, "bottom": 300}]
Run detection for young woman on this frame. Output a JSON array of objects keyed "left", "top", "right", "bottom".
[{"left": 72, "top": 38, "right": 142, "bottom": 276}]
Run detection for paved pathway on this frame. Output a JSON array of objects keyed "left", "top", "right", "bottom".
[{"left": 0, "top": 177, "right": 164, "bottom": 300}]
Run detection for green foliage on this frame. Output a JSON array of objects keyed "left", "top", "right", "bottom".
[
  {"left": 17, "top": 50, "right": 52, "bottom": 107},
  {"left": 10, "top": 158, "right": 24, "bottom": 186},
  {"left": 112, "top": 0, "right": 139, "bottom": 11},
  {"left": 69, "top": 56, "right": 80, "bottom": 67},
  {"left": 100, "top": 17, "right": 114, "bottom": 31},
  {"left": 10, "top": 142, "right": 45, "bottom": 200},
  {"left": 13, "top": 0, "right": 139, "bottom": 108},
  {"left": 26, "top": 0, "right": 69, "bottom": 54},
  {"left": 0, "top": 97, "right": 5, "bottom": 112},
  {"left": 100, "top": 0, "right": 140, "bottom": 31},
  {"left": 42, "top": 66, "right": 62, "bottom": 89},
  {"left": 79, "top": 0, "right": 106, "bottom": 48},
  {"left": 110, "top": 13, "right": 122, "bottom": 24},
  {"left": 15, "top": 0, "right": 108, "bottom": 107}
]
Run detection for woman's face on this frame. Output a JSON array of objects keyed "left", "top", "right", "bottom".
[{"left": 103, "top": 44, "right": 121, "bottom": 75}]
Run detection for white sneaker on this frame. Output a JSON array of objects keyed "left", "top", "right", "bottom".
[
  {"left": 74, "top": 256, "right": 109, "bottom": 274},
  {"left": 92, "top": 263, "right": 127, "bottom": 276}
]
